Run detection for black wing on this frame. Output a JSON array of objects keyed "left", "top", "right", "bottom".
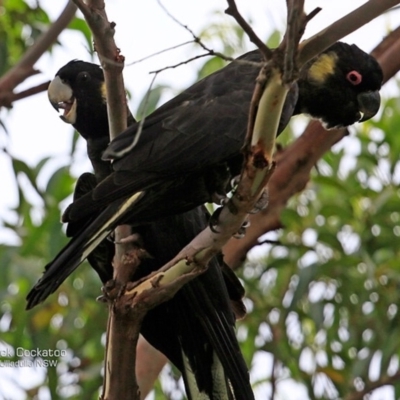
[{"left": 64, "top": 50, "right": 298, "bottom": 222}]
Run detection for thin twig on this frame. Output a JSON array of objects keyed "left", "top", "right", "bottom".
[
  {"left": 282, "top": 0, "right": 305, "bottom": 83},
  {"left": 0, "top": 81, "right": 50, "bottom": 108},
  {"left": 126, "top": 41, "right": 194, "bottom": 66},
  {"left": 157, "top": 0, "right": 233, "bottom": 61},
  {"left": 120, "top": 73, "right": 158, "bottom": 152},
  {"left": 225, "top": 0, "right": 272, "bottom": 60},
  {"left": 149, "top": 53, "right": 214, "bottom": 74},
  {"left": 306, "top": 7, "right": 323, "bottom": 23},
  {"left": 271, "top": 355, "right": 277, "bottom": 398}
]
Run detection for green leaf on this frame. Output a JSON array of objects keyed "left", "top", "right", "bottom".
[
  {"left": 45, "top": 166, "right": 75, "bottom": 202},
  {"left": 11, "top": 157, "right": 42, "bottom": 196},
  {"left": 68, "top": 17, "right": 93, "bottom": 54},
  {"left": 197, "top": 56, "right": 226, "bottom": 80}
]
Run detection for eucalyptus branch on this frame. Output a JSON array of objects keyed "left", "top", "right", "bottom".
[
  {"left": 281, "top": 0, "right": 307, "bottom": 83},
  {"left": 119, "top": 0, "right": 400, "bottom": 307},
  {"left": 282, "top": 1, "right": 302, "bottom": 82},
  {"left": 72, "top": 0, "right": 139, "bottom": 281},
  {"left": 223, "top": 24, "right": 400, "bottom": 270},
  {"left": 298, "top": 0, "right": 400, "bottom": 66},
  {"left": 71, "top": 1, "right": 142, "bottom": 399},
  {"left": 118, "top": 4, "right": 304, "bottom": 310},
  {"left": 0, "top": 1, "right": 77, "bottom": 107},
  {"left": 0, "top": 81, "right": 50, "bottom": 108},
  {"left": 72, "top": 0, "right": 127, "bottom": 142},
  {"left": 238, "top": 1, "right": 307, "bottom": 199}
]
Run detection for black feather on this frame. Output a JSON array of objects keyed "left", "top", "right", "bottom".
[
  {"left": 64, "top": 43, "right": 382, "bottom": 223},
  {"left": 30, "top": 60, "right": 254, "bottom": 400}
]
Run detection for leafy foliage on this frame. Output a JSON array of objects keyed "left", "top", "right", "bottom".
[
  {"left": 0, "top": 134, "right": 108, "bottom": 399},
  {"left": 0, "top": 0, "right": 50, "bottom": 76},
  {"left": 0, "top": 0, "right": 92, "bottom": 77}
]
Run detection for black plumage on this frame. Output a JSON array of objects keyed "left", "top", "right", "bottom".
[
  {"left": 28, "top": 43, "right": 383, "bottom": 307},
  {"left": 63, "top": 43, "right": 382, "bottom": 224},
  {"left": 31, "top": 59, "right": 253, "bottom": 399},
  {"left": 71, "top": 172, "right": 115, "bottom": 283}
]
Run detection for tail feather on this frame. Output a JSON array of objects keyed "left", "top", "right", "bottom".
[
  {"left": 182, "top": 348, "right": 231, "bottom": 400},
  {"left": 27, "top": 196, "right": 254, "bottom": 399},
  {"left": 26, "top": 192, "right": 142, "bottom": 309},
  {"left": 137, "top": 208, "right": 254, "bottom": 399},
  {"left": 192, "top": 296, "right": 253, "bottom": 399},
  {"left": 181, "top": 264, "right": 253, "bottom": 399}
]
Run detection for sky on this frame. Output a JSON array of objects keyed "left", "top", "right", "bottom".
[{"left": 1, "top": 1, "right": 400, "bottom": 399}]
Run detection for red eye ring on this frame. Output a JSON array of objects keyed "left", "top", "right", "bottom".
[{"left": 346, "top": 71, "right": 362, "bottom": 85}]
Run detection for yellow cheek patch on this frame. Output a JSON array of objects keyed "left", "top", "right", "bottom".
[
  {"left": 101, "top": 82, "right": 107, "bottom": 103},
  {"left": 308, "top": 52, "right": 338, "bottom": 84}
]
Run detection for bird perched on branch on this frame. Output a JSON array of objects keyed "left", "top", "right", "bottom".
[
  {"left": 28, "top": 39, "right": 382, "bottom": 301},
  {"left": 27, "top": 41, "right": 382, "bottom": 301},
  {"left": 61, "top": 42, "right": 382, "bottom": 226},
  {"left": 28, "top": 60, "right": 254, "bottom": 400}
]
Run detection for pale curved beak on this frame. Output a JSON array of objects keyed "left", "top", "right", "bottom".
[
  {"left": 358, "top": 90, "right": 381, "bottom": 122},
  {"left": 47, "top": 76, "right": 77, "bottom": 124}
]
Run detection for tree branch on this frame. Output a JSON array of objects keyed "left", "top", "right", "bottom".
[
  {"left": 118, "top": 0, "right": 305, "bottom": 332},
  {"left": 71, "top": 1, "right": 143, "bottom": 399},
  {"left": 72, "top": 0, "right": 127, "bottom": 142},
  {"left": 344, "top": 370, "right": 400, "bottom": 400},
  {"left": 298, "top": 0, "right": 400, "bottom": 66},
  {"left": 0, "top": 81, "right": 50, "bottom": 108},
  {"left": 0, "top": 1, "right": 77, "bottom": 107},
  {"left": 223, "top": 24, "right": 400, "bottom": 269},
  {"left": 225, "top": 0, "right": 272, "bottom": 60},
  {"left": 281, "top": 0, "right": 317, "bottom": 83}
]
